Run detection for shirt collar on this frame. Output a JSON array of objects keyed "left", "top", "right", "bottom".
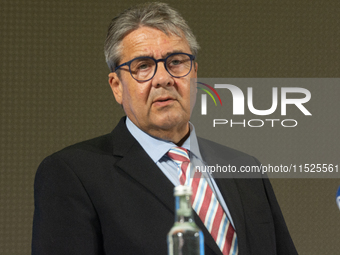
[{"left": 126, "top": 117, "right": 202, "bottom": 163}]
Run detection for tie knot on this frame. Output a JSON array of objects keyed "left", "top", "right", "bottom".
[{"left": 167, "top": 147, "right": 190, "bottom": 163}]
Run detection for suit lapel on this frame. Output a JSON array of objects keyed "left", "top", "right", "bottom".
[{"left": 111, "top": 117, "right": 174, "bottom": 213}]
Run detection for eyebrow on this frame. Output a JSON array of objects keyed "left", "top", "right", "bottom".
[{"left": 131, "top": 50, "right": 186, "bottom": 60}]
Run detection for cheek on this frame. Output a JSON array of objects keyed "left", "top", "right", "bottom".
[
  {"left": 123, "top": 86, "right": 149, "bottom": 107},
  {"left": 137, "top": 90, "right": 148, "bottom": 100},
  {"left": 181, "top": 80, "right": 195, "bottom": 101},
  {"left": 186, "top": 80, "right": 197, "bottom": 113},
  {"left": 135, "top": 83, "right": 152, "bottom": 103}
]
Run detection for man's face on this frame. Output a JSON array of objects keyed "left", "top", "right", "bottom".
[{"left": 109, "top": 27, "right": 197, "bottom": 143}]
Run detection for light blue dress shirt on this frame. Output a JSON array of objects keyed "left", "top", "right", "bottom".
[{"left": 126, "top": 117, "right": 235, "bottom": 228}]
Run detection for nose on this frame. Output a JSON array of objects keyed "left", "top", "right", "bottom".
[{"left": 151, "top": 61, "right": 174, "bottom": 88}]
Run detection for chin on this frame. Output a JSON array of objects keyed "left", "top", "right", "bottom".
[{"left": 154, "top": 116, "right": 188, "bottom": 131}]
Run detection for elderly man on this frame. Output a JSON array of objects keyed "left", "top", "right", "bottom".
[{"left": 32, "top": 3, "right": 297, "bottom": 255}]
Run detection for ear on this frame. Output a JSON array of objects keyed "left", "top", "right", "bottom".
[{"left": 108, "top": 72, "right": 123, "bottom": 104}]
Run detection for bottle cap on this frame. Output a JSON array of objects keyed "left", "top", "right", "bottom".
[{"left": 174, "top": 185, "right": 192, "bottom": 196}]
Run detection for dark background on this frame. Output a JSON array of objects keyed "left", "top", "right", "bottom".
[{"left": 1, "top": 0, "right": 339, "bottom": 254}]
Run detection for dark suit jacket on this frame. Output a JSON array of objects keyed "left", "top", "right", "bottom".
[{"left": 32, "top": 117, "right": 297, "bottom": 255}]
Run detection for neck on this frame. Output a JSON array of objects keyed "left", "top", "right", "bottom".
[
  {"left": 175, "top": 195, "right": 194, "bottom": 223},
  {"left": 146, "top": 123, "right": 190, "bottom": 145}
]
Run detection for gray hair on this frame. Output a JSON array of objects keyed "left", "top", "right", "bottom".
[{"left": 104, "top": 2, "right": 200, "bottom": 72}]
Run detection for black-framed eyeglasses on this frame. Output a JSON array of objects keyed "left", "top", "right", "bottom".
[{"left": 114, "top": 53, "right": 196, "bottom": 82}]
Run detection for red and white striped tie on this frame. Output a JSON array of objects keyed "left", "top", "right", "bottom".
[{"left": 167, "top": 147, "right": 238, "bottom": 255}]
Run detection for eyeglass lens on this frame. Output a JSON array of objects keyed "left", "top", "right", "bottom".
[{"left": 130, "top": 54, "right": 192, "bottom": 81}]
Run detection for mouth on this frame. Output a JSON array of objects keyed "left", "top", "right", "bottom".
[{"left": 152, "top": 96, "right": 176, "bottom": 107}]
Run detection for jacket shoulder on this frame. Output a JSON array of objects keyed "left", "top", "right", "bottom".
[{"left": 57, "top": 133, "right": 114, "bottom": 156}]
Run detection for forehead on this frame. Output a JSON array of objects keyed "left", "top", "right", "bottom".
[{"left": 120, "top": 26, "right": 191, "bottom": 61}]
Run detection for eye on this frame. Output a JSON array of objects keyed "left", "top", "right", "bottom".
[
  {"left": 170, "top": 59, "right": 182, "bottom": 66},
  {"left": 167, "top": 54, "right": 190, "bottom": 68},
  {"left": 137, "top": 62, "right": 151, "bottom": 70},
  {"left": 131, "top": 58, "right": 154, "bottom": 72}
]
